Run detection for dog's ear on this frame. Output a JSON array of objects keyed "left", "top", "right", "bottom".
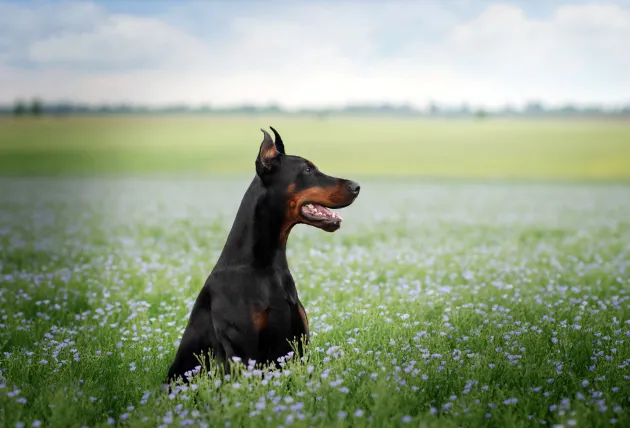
[
  {"left": 256, "top": 128, "right": 280, "bottom": 178},
  {"left": 269, "top": 126, "right": 285, "bottom": 155}
]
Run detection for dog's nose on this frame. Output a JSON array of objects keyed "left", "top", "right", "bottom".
[{"left": 347, "top": 181, "right": 361, "bottom": 195}]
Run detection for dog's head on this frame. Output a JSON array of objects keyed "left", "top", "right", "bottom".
[{"left": 255, "top": 127, "right": 360, "bottom": 233}]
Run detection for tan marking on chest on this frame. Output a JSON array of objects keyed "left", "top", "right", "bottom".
[
  {"left": 251, "top": 308, "right": 271, "bottom": 332},
  {"left": 297, "top": 303, "right": 309, "bottom": 337}
]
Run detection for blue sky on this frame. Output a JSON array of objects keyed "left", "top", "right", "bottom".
[{"left": 1, "top": 0, "right": 629, "bottom": 108}]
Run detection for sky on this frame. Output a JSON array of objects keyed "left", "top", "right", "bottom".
[{"left": 1, "top": 0, "right": 629, "bottom": 109}]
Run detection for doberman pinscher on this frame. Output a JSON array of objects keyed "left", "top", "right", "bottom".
[{"left": 165, "top": 127, "right": 360, "bottom": 383}]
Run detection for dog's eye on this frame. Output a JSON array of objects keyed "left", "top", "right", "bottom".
[{"left": 304, "top": 166, "right": 312, "bottom": 174}]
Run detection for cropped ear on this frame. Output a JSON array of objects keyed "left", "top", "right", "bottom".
[
  {"left": 269, "top": 126, "right": 285, "bottom": 155},
  {"left": 256, "top": 128, "right": 280, "bottom": 177}
]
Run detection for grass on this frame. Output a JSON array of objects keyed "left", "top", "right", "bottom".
[
  {"left": 0, "top": 115, "right": 629, "bottom": 179},
  {"left": 1, "top": 116, "right": 629, "bottom": 427},
  {"left": 1, "top": 175, "right": 629, "bottom": 427}
]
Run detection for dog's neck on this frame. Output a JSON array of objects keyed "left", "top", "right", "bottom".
[{"left": 216, "top": 176, "right": 290, "bottom": 269}]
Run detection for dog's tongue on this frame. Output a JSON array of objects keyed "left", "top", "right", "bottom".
[{"left": 302, "top": 203, "right": 343, "bottom": 221}]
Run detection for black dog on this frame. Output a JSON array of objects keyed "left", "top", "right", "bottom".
[{"left": 165, "top": 127, "right": 360, "bottom": 383}]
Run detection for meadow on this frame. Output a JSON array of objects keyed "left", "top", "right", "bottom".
[
  {"left": 1, "top": 116, "right": 630, "bottom": 427},
  {"left": 1, "top": 115, "right": 630, "bottom": 179}
]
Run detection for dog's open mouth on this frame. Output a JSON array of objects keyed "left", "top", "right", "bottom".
[{"left": 301, "top": 203, "right": 342, "bottom": 228}]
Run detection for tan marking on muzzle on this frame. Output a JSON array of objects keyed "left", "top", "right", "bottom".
[{"left": 280, "top": 184, "right": 346, "bottom": 244}]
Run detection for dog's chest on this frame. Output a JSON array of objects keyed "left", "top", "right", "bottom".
[
  {"left": 252, "top": 271, "right": 305, "bottom": 335},
  {"left": 268, "top": 269, "right": 298, "bottom": 305}
]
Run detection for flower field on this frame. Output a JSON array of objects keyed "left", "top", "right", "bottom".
[{"left": 1, "top": 175, "right": 629, "bottom": 427}]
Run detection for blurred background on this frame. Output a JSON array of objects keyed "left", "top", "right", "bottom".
[{"left": 0, "top": 0, "right": 629, "bottom": 179}]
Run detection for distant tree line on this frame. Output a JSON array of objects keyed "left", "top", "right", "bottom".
[
  {"left": 1, "top": 99, "right": 629, "bottom": 118},
  {"left": 10, "top": 98, "right": 43, "bottom": 116}
]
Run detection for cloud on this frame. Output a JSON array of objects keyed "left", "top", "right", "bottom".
[
  {"left": 447, "top": 4, "right": 630, "bottom": 79},
  {"left": 28, "top": 15, "right": 209, "bottom": 70},
  {"left": 0, "top": 1, "right": 104, "bottom": 64},
  {"left": 1, "top": 1, "right": 629, "bottom": 107},
  {"left": 0, "top": 0, "right": 210, "bottom": 70}
]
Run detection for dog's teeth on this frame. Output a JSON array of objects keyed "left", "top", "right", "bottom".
[{"left": 302, "top": 204, "right": 343, "bottom": 222}]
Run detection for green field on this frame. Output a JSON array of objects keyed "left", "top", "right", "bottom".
[
  {"left": 1, "top": 116, "right": 629, "bottom": 179},
  {"left": 1, "top": 117, "right": 630, "bottom": 427}
]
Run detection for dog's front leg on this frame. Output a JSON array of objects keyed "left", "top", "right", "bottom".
[{"left": 212, "top": 312, "right": 260, "bottom": 373}]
